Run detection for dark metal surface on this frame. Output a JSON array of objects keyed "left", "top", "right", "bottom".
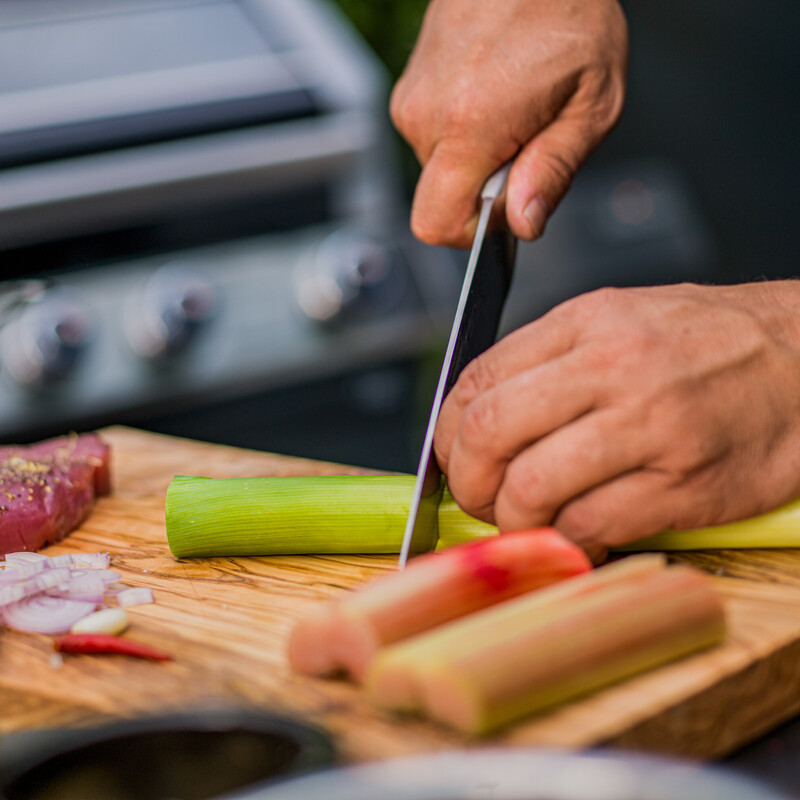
[{"left": 0, "top": 709, "right": 335, "bottom": 800}]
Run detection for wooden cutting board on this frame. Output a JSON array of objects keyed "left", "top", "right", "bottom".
[{"left": 3, "top": 425, "right": 800, "bottom": 762}]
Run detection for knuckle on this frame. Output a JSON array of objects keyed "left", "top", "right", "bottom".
[
  {"left": 451, "top": 356, "right": 495, "bottom": 407},
  {"left": 579, "top": 338, "right": 625, "bottom": 376},
  {"left": 459, "top": 395, "right": 498, "bottom": 451},
  {"left": 432, "top": 440, "right": 450, "bottom": 475},
  {"left": 581, "top": 71, "right": 627, "bottom": 137},
  {"left": 388, "top": 84, "right": 405, "bottom": 129},
  {"left": 649, "top": 401, "right": 721, "bottom": 477},
  {"left": 538, "top": 148, "right": 577, "bottom": 194},
  {"left": 501, "top": 458, "right": 545, "bottom": 520},
  {"left": 605, "top": 71, "right": 628, "bottom": 127},
  {"left": 443, "top": 454, "right": 492, "bottom": 523},
  {"left": 557, "top": 501, "right": 600, "bottom": 544},
  {"left": 589, "top": 328, "right": 657, "bottom": 376},
  {"left": 584, "top": 285, "right": 624, "bottom": 311},
  {"left": 389, "top": 82, "right": 419, "bottom": 137},
  {"left": 439, "top": 90, "right": 484, "bottom": 138},
  {"left": 558, "top": 498, "right": 632, "bottom": 550},
  {"left": 566, "top": 286, "right": 623, "bottom": 322},
  {"left": 446, "top": 478, "right": 490, "bottom": 522},
  {"left": 671, "top": 493, "right": 725, "bottom": 531}
]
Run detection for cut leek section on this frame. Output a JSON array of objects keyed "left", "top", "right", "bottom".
[
  {"left": 614, "top": 497, "right": 800, "bottom": 551},
  {"left": 166, "top": 475, "right": 418, "bottom": 557},
  {"left": 165, "top": 474, "right": 800, "bottom": 558}
]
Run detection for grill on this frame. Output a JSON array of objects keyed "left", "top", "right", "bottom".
[{"left": 0, "top": 0, "right": 461, "bottom": 472}]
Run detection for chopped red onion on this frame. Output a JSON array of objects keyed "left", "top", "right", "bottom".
[
  {"left": 0, "top": 568, "right": 72, "bottom": 607},
  {"left": 3, "top": 552, "right": 50, "bottom": 566},
  {"left": 72, "top": 552, "right": 111, "bottom": 569},
  {"left": 47, "top": 577, "right": 107, "bottom": 604},
  {"left": 117, "top": 587, "right": 155, "bottom": 607},
  {"left": 3, "top": 595, "right": 96, "bottom": 634},
  {"left": 66, "top": 569, "right": 121, "bottom": 584},
  {"left": 47, "top": 554, "right": 75, "bottom": 568},
  {"left": 66, "top": 569, "right": 116, "bottom": 584},
  {"left": 1, "top": 561, "right": 49, "bottom": 581},
  {"left": 1, "top": 551, "right": 157, "bottom": 636}
]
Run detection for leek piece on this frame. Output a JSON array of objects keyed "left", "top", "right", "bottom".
[
  {"left": 614, "top": 497, "right": 800, "bottom": 551},
  {"left": 166, "top": 475, "right": 488, "bottom": 558},
  {"left": 441, "top": 491, "right": 800, "bottom": 552},
  {"left": 435, "top": 488, "right": 497, "bottom": 549},
  {"left": 166, "top": 472, "right": 800, "bottom": 559},
  {"left": 166, "top": 475, "right": 419, "bottom": 557}
]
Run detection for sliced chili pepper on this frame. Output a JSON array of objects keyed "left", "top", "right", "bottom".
[{"left": 54, "top": 633, "right": 172, "bottom": 661}]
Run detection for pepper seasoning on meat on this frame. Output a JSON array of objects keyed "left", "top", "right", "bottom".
[{"left": 0, "top": 433, "right": 110, "bottom": 556}]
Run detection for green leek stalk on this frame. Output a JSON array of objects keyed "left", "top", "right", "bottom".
[
  {"left": 441, "top": 492, "right": 800, "bottom": 552},
  {"left": 166, "top": 475, "right": 421, "bottom": 557},
  {"left": 614, "top": 497, "right": 800, "bottom": 551},
  {"left": 165, "top": 474, "right": 800, "bottom": 558},
  {"left": 436, "top": 489, "right": 497, "bottom": 548}
]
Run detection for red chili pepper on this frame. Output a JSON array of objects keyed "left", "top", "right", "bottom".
[{"left": 54, "top": 633, "right": 173, "bottom": 661}]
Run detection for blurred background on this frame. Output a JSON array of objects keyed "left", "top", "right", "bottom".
[{"left": 0, "top": 0, "right": 797, "bottom": 472}]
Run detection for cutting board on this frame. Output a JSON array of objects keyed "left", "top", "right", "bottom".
[{"left": 3, "top": 425, "right": 800, "bottom": 762}]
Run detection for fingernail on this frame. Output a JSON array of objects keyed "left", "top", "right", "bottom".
[{"left": 523, "top": 196, "right": 550, "bottom": 239}]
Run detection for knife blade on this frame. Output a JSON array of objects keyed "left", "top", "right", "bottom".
[{"left": 399, "top": 163, "right": 517, "bottom": 568}]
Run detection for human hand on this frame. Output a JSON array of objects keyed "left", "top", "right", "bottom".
[
  {"left": 390, "top": 0, "right": 628, "bottom": 248},
  {"left": 434, "top": 282, "right": 800, "bottom": 562}
]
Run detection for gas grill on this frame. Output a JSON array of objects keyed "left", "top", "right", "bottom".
[{"left": 0, "top": 0, "right": 461, "bottom": 471}]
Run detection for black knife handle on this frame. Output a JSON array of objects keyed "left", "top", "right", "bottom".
[{"left": 444, "top": 229, "right": 517, "bottom": 396}]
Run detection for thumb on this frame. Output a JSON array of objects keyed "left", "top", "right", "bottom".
[{"left": 506, "top": 114, "right": 598, "bottom": 241}]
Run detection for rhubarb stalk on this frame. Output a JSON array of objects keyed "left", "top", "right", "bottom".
[
  {"left": 288, "top": 528, "right": 591, "bottom": 682},
  {"left": 366, "top": 558, "right": 724, "bottom": 734},
  {"left": 366, "top": 553, "right": 666, "bottom": 712}
]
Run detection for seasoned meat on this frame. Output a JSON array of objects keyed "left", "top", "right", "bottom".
[{"left": 0, "top": 433, "right": 110, "bottom": 556}]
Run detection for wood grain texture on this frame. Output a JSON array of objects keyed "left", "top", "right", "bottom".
[{"left": 3, "top": 426, "right": 800, "bottom": 761}]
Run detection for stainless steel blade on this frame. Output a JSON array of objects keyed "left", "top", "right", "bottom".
[{"left": 399, "top": 163, "right": 515, "bottom": 568}]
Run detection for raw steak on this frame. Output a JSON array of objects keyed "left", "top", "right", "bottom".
[{"left": 0, "top": 433, "right": 110, "bottom": 556}]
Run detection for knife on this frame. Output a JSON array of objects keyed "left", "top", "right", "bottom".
[{"left": 399, "top": 163, "right": 517, "bottom": 568}]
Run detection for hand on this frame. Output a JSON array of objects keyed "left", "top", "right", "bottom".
[
  {"left": 434, "top": 282, "right": 800, "bottom": 561},
  {"left": 390, "top": 0, "right": 628, "bottom": 248}
]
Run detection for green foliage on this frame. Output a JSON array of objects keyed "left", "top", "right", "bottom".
[{"left": 330, "top": 0, "right": 427, "bottom": 79}]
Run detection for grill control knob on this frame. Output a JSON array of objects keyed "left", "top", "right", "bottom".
[
  {"left": 295, "top": 230, "right": 406, "bottom": 326},
  {"left": 0, "top": 287, "right": 93, "bottom": 388},
  {"left": 125, "top": 264, "right": 217, "bottom": 362}
]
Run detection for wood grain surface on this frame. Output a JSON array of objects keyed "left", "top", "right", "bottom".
[{"left": 3, "top": 425, "right": 800, "bottom": 762}]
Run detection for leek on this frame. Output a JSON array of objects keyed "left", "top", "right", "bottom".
[
  {"left": 166, "top": 475, "right": 419, "bottom": 557},
  {"left": 436, "top": 489, "right": 497, "bottom": 548},
  {"left": 614, "top": 497, "right": 800, "bottom": 551},
  {"left": 165, "top": 474, "right": 800, "bottom": 559}
]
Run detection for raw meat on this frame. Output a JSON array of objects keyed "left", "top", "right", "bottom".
[{"left": 0, "top": 433, "right": 110, "bottom": 556}]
